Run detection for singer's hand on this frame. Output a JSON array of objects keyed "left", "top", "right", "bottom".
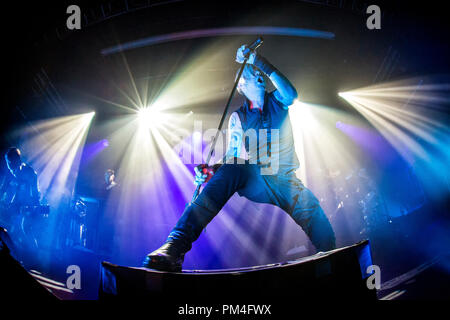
[
  {"left": 236, "top": 45, "right": 256, "bottom": 65},
  {"left": 194, "top": 164, "right": 222, "bottom": 186},
  {"left": 194, "top": 164, "right": 213, "bottom": 186}
]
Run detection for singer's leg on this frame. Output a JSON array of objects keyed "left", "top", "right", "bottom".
[{"left": 143, "top": 163, "right": 262, "bottom": 271}]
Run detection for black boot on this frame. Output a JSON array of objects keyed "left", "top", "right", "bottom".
[
  {"left": 143, "top": 200, "right": 215, "bottom": 272},
  {"left": 142, "top": 241, "right": 188, "bottom": 272}
]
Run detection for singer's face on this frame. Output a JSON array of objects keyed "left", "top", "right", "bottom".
[{"left": 237, "top": 65, "right": 265, "bottom": 99}]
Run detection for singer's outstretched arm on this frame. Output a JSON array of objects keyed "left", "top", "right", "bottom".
[
  {"left": 251, "top": 53, "right": 298, "bottom": 108},
  {"left": 236, "top": 44, "right": 298, "bottom": 107},
  {"left": 268, "top": 68, "right": 298, "bottom": 107}
]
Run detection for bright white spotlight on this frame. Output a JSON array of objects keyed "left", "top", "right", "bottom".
[
  {"left": 83, "top": 111, "right": 95, "bottom": 123},
  {"left": 291, "top": 100, "right": 319, "bottom": 130},
  {"left": 14, "top": 112, "right": 95, "bottom": 206},
  {"left": 338, "top": 79, "right": 450, "bottom": 200},
  {"left": 137, "top": 107, "right": 168, "bottom": 128}
]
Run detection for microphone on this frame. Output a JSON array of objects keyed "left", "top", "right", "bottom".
[{"left": 243, "top": 37, "right": 263, "bottom": 57}]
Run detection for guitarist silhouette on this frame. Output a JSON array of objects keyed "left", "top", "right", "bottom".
[{"left": 0, "top": 148, "right": 48, "bottom": 252}]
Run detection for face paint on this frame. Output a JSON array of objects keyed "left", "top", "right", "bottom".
[{"left": 237, "top": 65, "right": 266, "bottom": 99}]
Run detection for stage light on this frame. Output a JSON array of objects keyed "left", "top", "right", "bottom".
[
  {"left": 98, "top": 101, "right": 198, "bottom": 261},
  {"left": 14, "top": 111, "right": 95, "bottom": 204},
  {"left": 101, "top": 139, "right": 109, "bottom": 147},
  {"left": 137, "top": 107, "right": 169, "bottom": 128},
  {"left": 338, "top": 77, "right": 450, "bottom": 199},
  {"left": 288, "top": 99, "right": 362, "bottom": 187},
  {"left": 9, "top": 111, "right": 95, "bottom": 252},
  {"left": 80, "top": 138, "right": 110, "bottom": 166}
]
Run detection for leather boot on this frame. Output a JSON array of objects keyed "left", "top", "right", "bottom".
[{"left": 142, "top": 240, "right": 188, "bottom": 272}]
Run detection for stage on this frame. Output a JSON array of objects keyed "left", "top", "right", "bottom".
[{"left": 99, "top": 240, "right": 376, "bottom": 300}]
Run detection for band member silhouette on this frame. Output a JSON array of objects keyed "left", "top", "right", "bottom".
[{"left": 0, "top": 147, "right": 43, "bottom": 251}]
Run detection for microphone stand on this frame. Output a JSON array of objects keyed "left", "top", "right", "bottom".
[{"left": 190, "top": 55, "right": 250, "bottom": 203}]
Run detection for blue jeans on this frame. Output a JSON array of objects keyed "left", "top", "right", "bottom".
[{"left": 168, "top": 163, "right": 336, "bottom": 253}]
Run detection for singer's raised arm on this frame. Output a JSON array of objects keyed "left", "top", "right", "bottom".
[{"left": 252, "top": 54, "right": 298, "bottom": 108}]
